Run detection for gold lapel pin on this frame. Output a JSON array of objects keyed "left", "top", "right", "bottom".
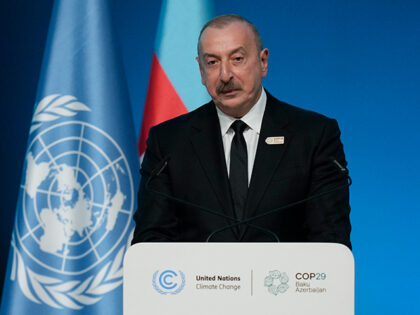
[{"left": 265, "top": 136, "right": 285, "bottom": 145}]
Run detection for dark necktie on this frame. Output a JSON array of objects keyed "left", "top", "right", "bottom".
[{"left": 229, "top": 120, "right": 248, "bottom": 220}]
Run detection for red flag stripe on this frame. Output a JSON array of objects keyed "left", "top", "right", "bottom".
[{"left": 138, "top": 52, "right": 188, "bottom": 156}]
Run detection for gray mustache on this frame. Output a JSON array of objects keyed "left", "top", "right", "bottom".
[{"left": 217, "top": 81, "right": 241, "bottom": 94}]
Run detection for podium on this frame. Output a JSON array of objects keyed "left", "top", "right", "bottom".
[{"left": 124, "top": 243, "right": 354, "bottom": 315}]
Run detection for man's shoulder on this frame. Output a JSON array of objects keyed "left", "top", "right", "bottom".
[
  {"left": 152, "top": 102, "right": 214, "bottom": 131},
  {"left": 149, "top": 101, "right": 214, "bottom": 135},
  {"left": 266, "top": 91, "right": 338, "bottom": 129}
]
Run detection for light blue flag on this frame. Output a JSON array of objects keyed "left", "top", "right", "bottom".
[{"left": 0, "top": 0, "right": 139, "bottom": 313}]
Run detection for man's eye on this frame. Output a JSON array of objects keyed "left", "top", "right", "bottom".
[
  {"left": 207, "top": 60, "right": 217, "bottom": 65},
  {"left": 233, "top": 56, "right": 244, "bottom": 63}
]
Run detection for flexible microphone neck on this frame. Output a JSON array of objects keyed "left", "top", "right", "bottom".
[
  {"left": 145, "top": 158, "right": 280, "bottom": 242},
  {"left": 206, "top": 176, "right": 351, "bottom": 241},
  {"left": 207, "top": 159, "right": 352, "bottom": 239},
  {"left": 144, "top": 157, "right": 351, "bottom": 243},
  {"left": 145, "top": 157, "right": 238, "bottom": 223}
]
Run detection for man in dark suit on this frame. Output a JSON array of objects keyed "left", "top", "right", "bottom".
[{"left": 132, "top": 15, "right": 351, "bottom": 248}]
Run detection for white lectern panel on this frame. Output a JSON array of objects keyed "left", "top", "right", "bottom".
[{"left": 124, "top": 243, "right": 354, "bottom": 315}]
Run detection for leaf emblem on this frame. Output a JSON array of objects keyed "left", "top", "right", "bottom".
[
  {"left": 30, "top": 94, "right": 91, "bottom": 133},
  {"left": 10, "top": 234, "right": 129, "bottom": 310}
]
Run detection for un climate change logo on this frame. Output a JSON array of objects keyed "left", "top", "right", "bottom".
[
  {"left": 11, "top": 95, "right": 135, "bottom": 309},
  {"left": 153, "top": 270, "right": 186, "bottom": 295}
]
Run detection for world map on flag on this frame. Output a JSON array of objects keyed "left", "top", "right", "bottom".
[{"left": 15, "top": 120, "right": 134, "bottom": 275}]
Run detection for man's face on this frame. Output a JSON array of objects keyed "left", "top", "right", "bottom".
[{"left": 197, "top": 22, "right": 268, "bottom": 118}]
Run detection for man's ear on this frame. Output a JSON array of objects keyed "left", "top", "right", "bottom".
[
  {"left": 196, "top": 56, "right": 206, "bottom": 85},
  {"left": 260, "top": 48, "right": 269, "bottom": 78}
]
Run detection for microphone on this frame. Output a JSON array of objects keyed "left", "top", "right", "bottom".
[
  {"left": 142, "top": 156, "right": 170, "bottom": 178},
  {"left": 144, "top": 156, "right": 351, "bottom": 242},
  {"left": 332, "top": 158, "right": 348, "bottom": 173}
]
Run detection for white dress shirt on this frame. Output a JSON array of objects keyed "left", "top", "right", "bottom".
[{"left": 216, "top": 88, "right": 267, "bottom": 184}]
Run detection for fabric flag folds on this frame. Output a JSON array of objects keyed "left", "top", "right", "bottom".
[
  {"left": 138, "top": 0, "right": 214, "bottom": 157},
  {"left": 0, "top": 0, "right": 139, "bottom": 314}
]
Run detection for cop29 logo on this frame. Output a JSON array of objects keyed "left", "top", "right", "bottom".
[
  {"left": 10, "top": 94, "right": 135, "bottom": 309},
  {"left": 152, "top": 270, "right": 186, "bottom": 295},
  {"left": 264, "top": 270, "right": 289, "bottom": 295}
]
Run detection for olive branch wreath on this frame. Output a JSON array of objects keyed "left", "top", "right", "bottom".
[
  {"left": 152, "top": 270, "right": 186, "bottom": 295},
  {"left": 10, "top": 231, "right": 133, "bottom": 310},
  {"left": 30, "top": 94, "right": 91, "bottom": 133}
]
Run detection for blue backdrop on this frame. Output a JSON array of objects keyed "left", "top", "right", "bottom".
[{"left": 1, "top": 0, "right": 419, "bottom": 314}]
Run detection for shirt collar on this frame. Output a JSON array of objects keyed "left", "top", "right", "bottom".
[{"left": 216, "top": 88, "right": 267, "bottom": 135}]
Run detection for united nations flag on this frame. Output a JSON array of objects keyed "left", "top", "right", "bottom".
[{"left": 0, "top": 1, "right": 139, "bottom": 314}]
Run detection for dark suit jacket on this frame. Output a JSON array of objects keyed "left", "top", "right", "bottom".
[{"left": 132, "top": 91, "right": 351, "bottom": 248}]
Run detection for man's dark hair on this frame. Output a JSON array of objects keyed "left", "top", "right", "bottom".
[{"left": 197, "top": 14, "right": 263, "bottom": 56}]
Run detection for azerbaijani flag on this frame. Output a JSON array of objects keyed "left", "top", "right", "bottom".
[{"left": 138, "top": 0, "right": 214, "bottom": 157}]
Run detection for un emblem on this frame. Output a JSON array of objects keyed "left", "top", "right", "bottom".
[
  {"left": 10, "top": 95, "right": 135, "bottom": 309},
  {"left": 152, "top": 270, "right": 186, "bottom": 295}
]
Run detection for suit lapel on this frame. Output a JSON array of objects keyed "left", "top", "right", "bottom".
[
  {"left": 240, "top": 94, "right": 291, "bottom": 239},
  {"left": 189, "top": 103, "right": 238, "bottom": 231}
]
